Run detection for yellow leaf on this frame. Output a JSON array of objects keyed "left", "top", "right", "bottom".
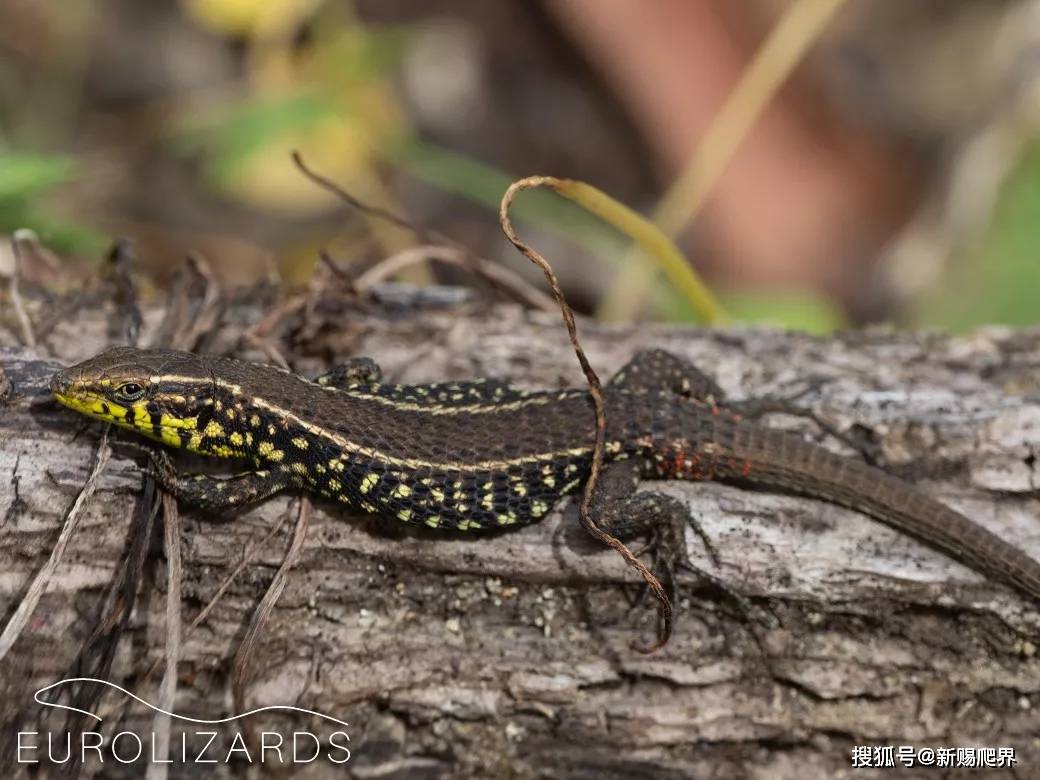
[{"left": 180, "top": 0, "right": 326, "bottom": 38}]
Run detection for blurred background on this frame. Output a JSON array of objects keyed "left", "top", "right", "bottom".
[{"left": 3, "top": 0, "right": 1040, "bottom": 332}]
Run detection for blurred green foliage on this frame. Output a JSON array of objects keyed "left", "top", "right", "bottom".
[
  {"left": 8, "top": 1, "right": 1039, "bottom": 333},
  {"left": 718, "top": 289, "right": 845, "bottom": 333},
  {"left": 173, "top": 92, "right": 335, "bottom": 187},
  {"left": 915, "top": 141, "right": 1040, "bottom": 331},
  {"left": 0, "top": 151, "right": 104, "bottom": 253}
]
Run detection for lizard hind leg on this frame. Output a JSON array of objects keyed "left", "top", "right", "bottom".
[
  {"left": 610, "top": 349, "right": 727, "bottom": 404},
  {"left": 613, "top": 349, "right": 873, "bottom": 464},
  {"left": 589, "top": 459, "right": 749, "bottom": 611}
]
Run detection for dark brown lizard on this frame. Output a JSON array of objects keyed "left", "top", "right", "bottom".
[{"left": 49, "top": 346, "right": 1040, "bottom": 605}]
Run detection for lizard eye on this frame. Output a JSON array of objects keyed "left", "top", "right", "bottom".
[{"left": 114, "top": 382, "right": 145, "bottom": 402}]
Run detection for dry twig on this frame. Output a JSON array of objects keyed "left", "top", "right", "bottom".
[
  {"left": 500, "top": 177, "right": 673, "bottom": 652},
  {"left": 231, "top": 498, "right": 312, "bottom": 739}
]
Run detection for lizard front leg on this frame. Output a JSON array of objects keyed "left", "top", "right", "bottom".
[
  {"left": 312, "top": 357, "right": 383, "bottom": 389},
  {"left": 610, "top": 348, "right": 726, "bottom": 403},
  {"left": 148, "top": 449, "right": 288, "bottom": 512},
  {"left": 588, "top": 459, "right": 751, "bottom": 607}
]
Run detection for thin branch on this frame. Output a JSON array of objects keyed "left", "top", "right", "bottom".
[
  {"left": 108, "top": 238, "right": 144, "bottom": 347},
  {"left": 354, "top": 245, "right": 557, "bottom": 313},
  {"left": 293, "top": 151, "right": 552, "bottom": 311}
]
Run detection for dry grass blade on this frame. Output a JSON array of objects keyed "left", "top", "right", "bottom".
[
  {"left": 600, "top": 0, "right": 848, "bottom": 320},
  {"left": 146, "top": 493, "right": 182, "bottom": 780},
  {"left": 500, "top": 176, "right": 673, "bottom": 653},
  {"left": 231, "top": 497, "right": 312, "bottom": 737},
  {"left": 7, "top": 231, "right": 39, "bottom": 352}
]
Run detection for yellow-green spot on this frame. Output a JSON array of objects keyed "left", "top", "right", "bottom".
[
  {"left": 229, "top": 432, "right": 244, "bottom": 446},
  {"left": 397, "top": 508, "right": 412, "bottom": 522},
  {"left": 360, "top": 473, "right": 379, "bottom": 494},
  {"left": 392, "top": 483, "right": 412, "bottom": 498},
  {"left": 424, "top": 515, "right": 440, "bottom": 528},
  {"left": 292, "top": 436, "right": 309, "bottom": 450}
]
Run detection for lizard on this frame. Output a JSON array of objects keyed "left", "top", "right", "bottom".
[{"left": 49, "top": 345, "right": 1040, "bottom": 609}]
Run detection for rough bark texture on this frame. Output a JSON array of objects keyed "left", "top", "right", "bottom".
[{"left": 2, "top": 295, "right": 1040, "bottom": 778}]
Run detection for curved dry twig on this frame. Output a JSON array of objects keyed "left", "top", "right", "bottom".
[{"left": 499, "top": 177, "right": 673, "bottom": 653}]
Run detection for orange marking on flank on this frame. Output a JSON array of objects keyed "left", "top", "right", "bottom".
[{"left": 669, "top": 448, "right": 687, "bottom": 477}]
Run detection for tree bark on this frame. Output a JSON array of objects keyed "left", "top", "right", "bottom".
[{"left": 2, "top": 297, "right": 1039, "bottom": 778}]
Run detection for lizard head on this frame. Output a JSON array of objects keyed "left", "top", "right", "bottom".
[{"left": 51, "top": 347, "right": 217, "bottom": 448}]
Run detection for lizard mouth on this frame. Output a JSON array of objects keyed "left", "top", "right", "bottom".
[
  {"left": 52, "top": 386, "right": 165, "bottom": 443},
  {"left": 53, "top": 387, "right": 141, "bottom": 431},
  {"left": 53, "top": 385, "right": 211, "bottom": 452}
]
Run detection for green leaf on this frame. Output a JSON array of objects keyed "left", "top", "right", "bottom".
[
  {"left": 914, "top": 140, "right": 1040, "bottom": 330},
  {"left": 0, "top": 152, "right": 76, "bottom": 204},
  {"left": 170, "top": 92, "right": 333, "bottom": 185},
  {"left": 716, "top": 289, "right": 846, "bottom": 332}
]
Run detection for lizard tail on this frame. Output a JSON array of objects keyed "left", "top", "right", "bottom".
[{"left": 711, "top": 424, "right": 1040, "bottom": 603}]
